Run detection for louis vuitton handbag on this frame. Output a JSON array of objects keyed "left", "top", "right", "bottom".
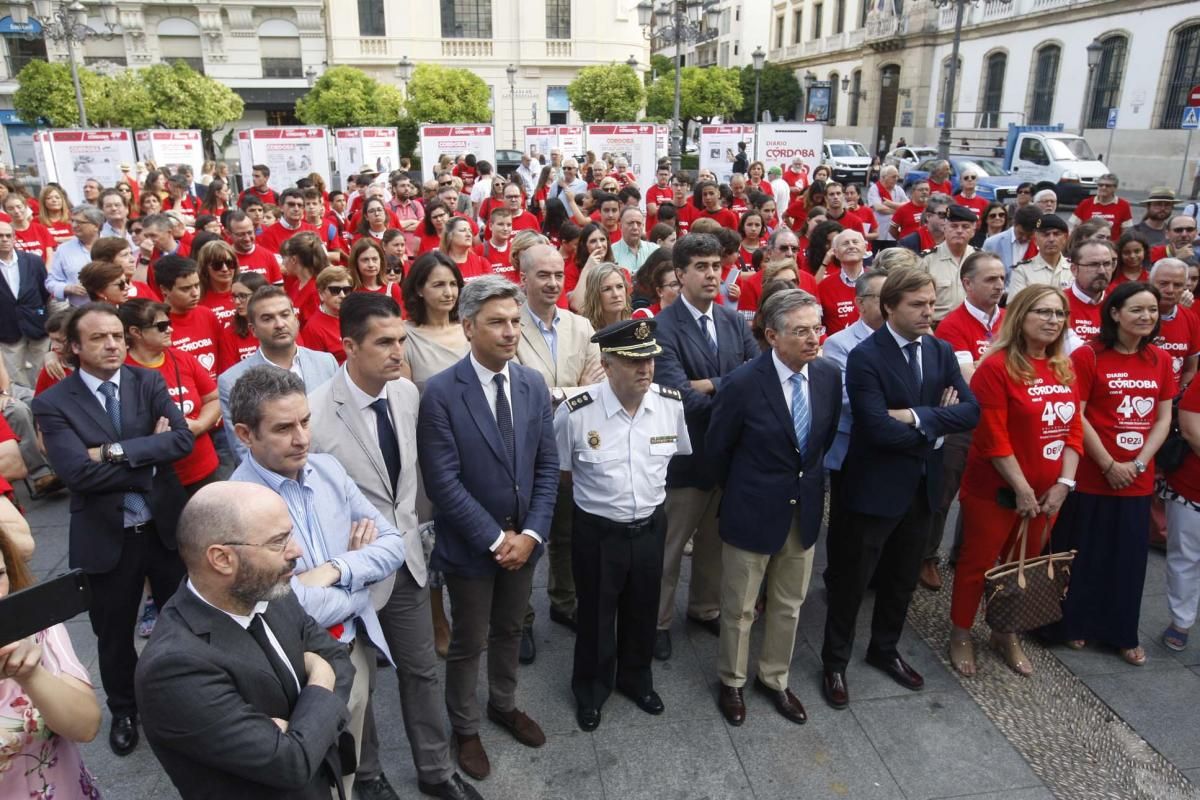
[{"left": 983, "top": 516, "right": 1075, "bottom": 633}]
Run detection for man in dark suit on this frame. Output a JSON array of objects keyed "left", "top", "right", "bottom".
[
  {"left": 652, "top": 232, "right": 758, "bottom": 660},
  {"left": 32, "top": 302, "right": 193, "bottom": 755},
  {"left": 820, "top": 268, "right": 979, "bottom": 710},
  {"left": 706, "top": 289, "right": 841, "bottom": 726},
  {"left": 417, "top": 275, "right": 559, "bottom": 782},
  {"left": 136, "top": 481, "right": 354, "bottom": 800},
  {"left": 0, "top": 219, "right": 49, "bottom": 387}
]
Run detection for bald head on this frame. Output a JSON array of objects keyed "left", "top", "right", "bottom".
[{"left": 177, "top": 482, "right": 283, "bottom": 568}]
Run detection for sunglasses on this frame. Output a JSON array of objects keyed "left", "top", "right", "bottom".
[
  {"left": 324, "top": 285, "right": 354, "bottom": 296},
  {"left": 385, "top": 266, "right": 404, "bottom": 274},
  {"left": 1017, "top": 189, "right": 1032, "bottom": 195},
  {"left": 111, "top": 279, "right": 128, "bottom": 290},
  {"left": 143, "top": 320, "right": 172, "bottom": 333},
  {"left": 1172, "top": 227, "right": 1197, "bottom": 234},
  {"left": 988, "top": 212, "right": 1007, "bottom": 219},
  {"left": 211, "top": 260, "right": 236, "bottom": 271}
]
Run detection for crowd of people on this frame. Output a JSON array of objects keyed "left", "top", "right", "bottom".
[{"left": 0, "top": 147, "right": 1198, "bottom": 800}]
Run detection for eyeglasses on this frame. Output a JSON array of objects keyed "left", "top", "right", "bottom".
[
  {"left": 232, "top": 291, "right": 253, "bottom": 301},
  {"left": 1029, "top": 308, "right": 1067, "bottom": 321},
  {"left": 775, "top": 244, "right": 800, "bottom": 253},
  {"left": 1171, "top": 226, "right": 1197, "bottom": 234},
  {"left": 142, "top": 320, "right": 172, "bottom": 333},
  {"left": 929, "top": 211, "right": 949, "bottom": 219},
  {"left": 1077, "top": 260, "right": 1115, "bottom": 270},
  {"left": 780, "top": 325, "right": 826, "bottom": 339},
  {"left": 211, "top": 260, "right": 236, "bottom": 271},
  {"left": 220, "top": 533, "right": 293, "bottom": 552},
  {"left": 385, "top": 266, "right": 404, "bottom": 274},
  {"left": 987, "top": 212, "right": 1007, "bottom": 219},
  {"left": 324, "top": 285, "right": 354, "bottom": 296},
  {"left": 658, "top": 280, "right": 681, "bottom": 290}
]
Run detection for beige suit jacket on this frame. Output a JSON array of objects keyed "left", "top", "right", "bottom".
[
  {"left": 516, "top": 303, "right": 602, "bottom": 392},
  {"left": 308, "top": 368, "right": 425, "bottom": 607}
]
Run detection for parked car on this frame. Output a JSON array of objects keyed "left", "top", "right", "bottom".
[
  {"left": 999, "top": 124, "right": 1109, "bottom": 205},
  {"left": 495, "top": 149, "right": 524, "bottom": 179},
  {"left": 884, "top": 146, "right": 938, "bottom": 179},
  {"left": 903, "top": 156, "right": 1025, "bottom": 203},
  {"left": 821, "top": 139, "right": 872, "bottom": 185}
]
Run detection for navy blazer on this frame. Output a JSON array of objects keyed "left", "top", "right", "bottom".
[
  {"left": 842, "top": 325, "right": 979, "bottom": 516},
  {"left": 653, "top": 297, "right": 758, "bottom": 489},
  {"left": 707, "top": 351, "right": 841, "bottom": 553},
  {"left": 32, "top": 366, "right": 194, "bottom": 573},
  {"left": 0, "top": 250, "right": 50, "bottom": 342},
  {"left": 417, "top": 356, "right": 559, "bottom": 578}
]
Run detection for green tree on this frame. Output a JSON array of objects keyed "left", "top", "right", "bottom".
[
  {"left": 404, "top": 63, "right": 490, "bottom": 123},
  {"left": 295, "top": 65, "right": 404, "bottom": 126},
  {"left": 92, "top": 70, "right": 155, "bottom": 129},
  {"left": 646, "top": 66, "right": 743, "bottom": 135},
  {"left": 12, "top": 60, "right": 107, "bottom": 127},
  {"left": 140, "top": 61, "right": 243, "bottom": 131},
  {"left": 648, "top": 54, "right": 674, "bottom": 86},
  {"left": 730, "top": 62, "right": 802, "bottom": 123},
  {"left": 566, "top": 63, "right": 646, "bottom": 122}
]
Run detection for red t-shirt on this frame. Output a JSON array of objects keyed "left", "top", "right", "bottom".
[
  {"left": 782, "top": 169, "right": 809, "bottom": 194},
  {"left": 44, "top": 221, "right": 72, "bottom": 242},
  {"left": 645, "top": 185, "right": 673, "bottom": 229},
  {"left": 729, "top": 196, "right": 750, "bottom": 218},
  {"left": 453, "top": 164, "right": 478, "bottom": 191},
  {"left": 953, "top": 194, "right": 989, "bottom": 225},
  {"left": 1072, "top": 343, "right": 1176, "bottom": 496},
  {"left": 347, "top": 208, "right": 401, "bottom": 234},
  {"left": 697, "top": 207, "right": 739, "bottom": 231},
  {"left": 12, "top": 222, "right": 56, "bottom": 260},
  {"left": 1111, "top": 268, "right": 1149, "bottom": 287},
  {"left": 1066, "top": 289, "right": 1104, "bottom": 342},
  {"left": 354, "top": 283, "right": 404, "bottom": 306},
  {"left": 816, "top": 272, "right": 860, "bottom": 335},
  {"left": 1074, "top": 197, "right": 1132, "bottom": 241},
  {"left": 784, "top": 198, "right": 808, "bottom": 232},
  {"left": 474, "top": 240, "right": 519, "bottom": 283},
  {"left": 169, "top": 305, "right": 226, "bottom": 381},
  {"left": 737, "top": 267, "right": 818, "bottom": 313},
  {"left": 238, "top": 186, "right": 278, "bottom": 207},
  {"left": 826, "top": 208, "right": 866, "bottom": 236},
  {"left": 164, "top": 194, "right": 197, "bottom": 216},
  {"left": 127, "top": 350, "right": 218, "bottom": 486},
  {"left": 257, "top": 220, "right": 318, "bottom": 254},
  {"left": 235, "top": 245, "right": 284, "bottom": 284},
  {"left": 891, "top": 202, "right": 925, "bottom": 238},
  {"left": 511, "top": 211, "right": 540, "bottom": 233},
  {"left": 850, "top": 205, "right": 879, "bottom": 236},
  {"left": 34, "top": 365, "right": 71, "bottom": 396},
  {"left": 935, "top": 303, "right": 1005, "bottom": 361},
  {"left": 454, "top": 250, "right": 493, "bottom": 283},
  {"left": 219, "top": 325, "right": 259, "bottom": 370},
  {"left": 1168, "top": 378, "right": 1200, "bottom": 502},
  {"left": 199, "top": 289, "right": 237, "bottom": 326},
  {"left": 297, "top": 308, "right": 345, "bottom": 364},
  {"left": 962, "top": 354, "right": 1084, "bottom": 500},
  {"left": 417, "top": 231, "right": 442, "bottom": 255},
  {"left": 675, "top": 203, "right": 698, "bottom": 235},
  {"left": 127, "top": 281, "right": 160, "bottom": 302},
  {"left": 1154, "top": 305, "right": 1200, "bottom": 386},
  {"left": 928, "top": 180, "right": 953, "bottom": 196},
  {"left": 287, "top": 277, "right": 320, "bottom": 326}
]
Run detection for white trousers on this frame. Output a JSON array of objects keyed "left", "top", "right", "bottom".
[{"left": 1165, "top": 500, "right": 1200, "bottom": 629}]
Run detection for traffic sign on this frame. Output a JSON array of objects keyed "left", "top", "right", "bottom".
[
  {"left": 936, "top": 112, "right": 945, "bottom": 128},
  {"left": 1106, "top": 108, "right": 1118, "bottom": 129},
  {"left": 1190, "top": 85, "right": 1200, "bottom": 105},
  {"left": 1183, "top": 106, "right": 1200, "bottom": 130}
]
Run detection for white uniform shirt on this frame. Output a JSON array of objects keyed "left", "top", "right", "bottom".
[{"left": 554, "top": 380, "right": 691, "bottom": 522}]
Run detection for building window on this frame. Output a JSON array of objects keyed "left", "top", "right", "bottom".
[
  {"left": 733, "top": 43, "right": 739, "bottom": 56},
  {"left": 358, "top": 0, "right": 385, "bottom": 36},
  {"left": 548, "top": 85, "right": 569, "bottom": 125},
  {"left": 812, "top": 3, "right": 823, "bottom": 40},
  {"left": 1086, "top": 34, "right": 1127, "bottom": 129},
  {"left": 157, "top": 17, "right": 204, "bottom": 75},
  {"left": 792, "top": 10, "right": 801, "bottom": 44},
  {"left": 860, "top": 0, "right": 870, "bottom": 28},
  {"left": 1029, "top": 44, "right": 1060, "bottom": 126},
  {"left": 266, "top": 109, "right": 300, "bottom": 126},
  {"left": 441, "top": 0, "right": 492, "bottom": 39},
  {"left": 834, "top": 0, "right": 845, "bottom": 34},
  {"left": 828, "top": 72, "right": 839, "bottom": 125},
  {"left": 259, "top": 19, "right": 302, "bottom": 79},
  {"left": 546, "top": 0, "right": 570, "bottom": 39},
  {"left": 979, "top": 52, "right": 1006, "bottom": 128},
  {"left": 775, "top": 15, "right": 784, "bottom": 49},
  {"left": 735, "top": 5, "right": 740, "bottom": 21},
  {"left": 1162, "top": 24, "right": 1200, "bottom": 129},
  {"left": 3, "top": 36, "right": 45, "bottom": 79},
  {"left": 849, "top": 69, "right": 862, "bottom": 125}
]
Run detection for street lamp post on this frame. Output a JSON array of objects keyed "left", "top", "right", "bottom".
[
  {"left": 1079, "top": 39, "right": 1103, "bottom": 135},
  {"left": 637, "top": 0, "right": 721, "bottom": 172},
  {"left": 396, "top": 55, "right": 413, "bottom": 96},
  {"left": 751, "top": 46, "right": 765, "bottom": 124},
  {"left": 930, "top": 0, "right": 1012, "bottom": 159},
  {"left": 506, "top": 63, "right": 517, "bottom": 149},
  {"left": 10, "top": 0, "right": 119, "bottom": 127}
]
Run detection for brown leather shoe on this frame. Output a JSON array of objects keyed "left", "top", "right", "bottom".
[
  {"left": 918, "top": 559, "right": 942, "bottom": 591},
  {"left": 486, "top": 704, "right": 546, "bottom": 747},
  {"left": 31, "top": 473, "right": 64, "bottom": 498},
  {"left": 753, "top": 677, "right": 807, "bottom": 725},
  {"left": 717, "top": 684, "right": 746, "bottom": 726},
  {"left": 454, "top": 733, "right": 490, "bottom": 780},
  {"left": 822, "top": 669, "right": 849, "bottom": 710}
]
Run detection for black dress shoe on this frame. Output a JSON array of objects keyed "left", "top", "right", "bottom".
[
  {"left": 822, "top": 669, "right": 849, "bottom": 710},
  {"left": 576, "top": 705, "right": 601, "bottom": 731},
  {"left": 865, "top": 651, "right": 924, "bottom": 691},
  {"left": 687, "top": 613, "right": 721, "bottom": 637},
  {"left": 549, "top": 607, "right": 577, "bottom": 631},
  {"left": 718, "top": 684, "right": 746, "bottom": 726},
  {"left": 418, "top": 773, "right": 484, "bottom": 800},
  {"left": 109, "top": 713, "right": 138, "bottom": 756},
  {"left": 357, "top": 774, "right": 400, "bottom": 800},
  {"left": 519, "top": 625, "right": 536, "bottom": 665},
  {"left": 618, "top": 686, "right": 664, "bottom": 715},
  {"left": 753, "top": 677, "right": 807, "bottom": 725},
  {"left": 653, "top": 629, "right": 672, "bottom": 661}
]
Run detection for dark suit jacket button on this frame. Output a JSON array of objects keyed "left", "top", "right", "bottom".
[
  {"left": 789, "top": 499, "right": 797, "bottom": 505},
  {"left": 798, "top": 472, "right": 804, "bottom": 478}
]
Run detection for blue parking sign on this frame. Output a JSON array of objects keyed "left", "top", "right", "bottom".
[{"left": 1106, "top": 108, "right": 1118, "bottom": 129}]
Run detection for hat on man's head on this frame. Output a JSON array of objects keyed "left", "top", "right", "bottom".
[
  {"left": 1035, "top": 213, "right": 1068, "bottom": 233},
  {"left": 591, "top": 319, "right": 662, "bottom": 359},
  {"left": 946, "top": 205, "right": 977, "bottom": 224},
  {"left": 1141, "top": 186, "right": 1177, "bottom": 205}
]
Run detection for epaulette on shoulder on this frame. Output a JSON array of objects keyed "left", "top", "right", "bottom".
[
  {"left": 655, "top": 385, "right": 682, "bottom": 401},
  {"left": 567, "top": 392, "right": 594, "bottom": 412},
  {"left": 919, "top": 248, "right": 936, "bottom": 257},
  {"left": 1016, "top": 257, "right": 1033, "bottom": 266}
]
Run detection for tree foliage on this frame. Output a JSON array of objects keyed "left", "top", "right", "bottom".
[
  {"left": 646, "top": 66, "right": 743, "bottom": 131},
  {"left": 295, "top": 66, "right": 404, "bottom": 126},
  {"left": 140, "top": 61, "right": 244, "bottom": 130},
  {"left": 566, "top": 64, "right": 646, "bottom": 122},
  {"left": 729, "top": 62, "right": 802, "bottom": 123},
  {"left": 92, "top": 69, "right": 155, "bottom": 129},
  {"left": 648, "top": 54, "right": 674, "bottom": 86},
  {"left": 12, "top": 60, "right": 105, "bottom": 127},
  {"left": 404, "top": 63, "right": 490, "bottom": 123}
]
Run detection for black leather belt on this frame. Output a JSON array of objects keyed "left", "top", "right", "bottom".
[
  {"left": 125, "top": 521, "right": 155, "bottom": 535},
  {"left": 575, "top": 505, "right": 660, "bottom": 538}
]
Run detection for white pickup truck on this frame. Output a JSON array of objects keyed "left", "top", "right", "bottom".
[{"left": 1001, "top": 124, "right": 1110, "bottom": 205}]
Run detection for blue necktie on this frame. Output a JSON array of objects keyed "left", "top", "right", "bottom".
[
  {"left": 790, "top": 373, "right": 809, "bottom": 458},
  {"left": 905, "top": 341, "right": 922, "bottom": 386},
  {"left": 369, "top": 398, "right": 401, "bottom": 492},
  {"left": 98, "top": 381, "right": 149, "bottom": 518},
  {"left": 699, "top": 314, "right": 718, "bottom": 355},
  {"left": 493, "top": 374, "right": 516, "bottom": 469}
]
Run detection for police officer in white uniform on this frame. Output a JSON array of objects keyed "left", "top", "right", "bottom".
[{"left": 554, "top": 319, "right": 691, "bottom": 733}]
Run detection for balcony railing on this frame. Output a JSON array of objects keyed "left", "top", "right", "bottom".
[
  {"left": 441, "top": 39, "right": 493, "bottom": 58},
  {"left": 865, "top": 13, "right": 907, "bottom": 41},
  {"left": 261, "top": 57, "right": 303, "bottom": 78},
  {"left": 359, "top": 37, "right": 389, "bottom": 56},
  {"left": 546, "top": 40, "right": 572, "bottom": 58}
]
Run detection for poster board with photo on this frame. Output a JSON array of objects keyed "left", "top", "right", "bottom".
[
  {"left": 418, "top": 125, "right": 496, "bottom": 181},
  {"left": 134, "top": 130, "right": 204, "bottom": 179},
  {"left": 237, "top": 127, "right": 332, "bottom": 193},
  {"left": 699, "top": 125, "right": 757, "bottom": 185},
  {"left": 334, "top": 128, "right": 400, "bottom": 189},
  {"left": 44, "top": 129, "right": 135, "bottom": 204}
]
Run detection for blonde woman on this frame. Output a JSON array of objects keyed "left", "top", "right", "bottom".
[{"left": 579, "top": 261, "right": 631, "bottom": 331}]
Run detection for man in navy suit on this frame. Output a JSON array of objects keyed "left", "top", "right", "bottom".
[
  {"left": 0, "top": 220, "right": 49, "bottom": 387},
  {"left": 820, "top": 268, "right": 978, "bottom": 710},
  {"left": 32, "top": 303, "right": 193, "bottom": 756},
  {"left": 707, "top": 289, "right": 841, "bottom": 727},
  {"left": 417, "top": 276, "right": 559, "bottom": 782},
  {"left": 652, "top": 232, "right": 757, "bottom": 661}
]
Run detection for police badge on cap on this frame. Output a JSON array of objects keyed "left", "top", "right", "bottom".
[{"left": 591, "top": 319, "right": 663, "bottom": 359}]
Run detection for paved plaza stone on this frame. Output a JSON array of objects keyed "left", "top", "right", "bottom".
[{"left": 15, "top": 486, "right": 1200, "bottom": 800}]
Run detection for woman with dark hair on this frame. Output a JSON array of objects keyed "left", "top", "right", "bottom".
[
  {"left": 974, "top": 202, "right": 1009, "bottom": 248},
  {"left": 631, "top": 249, "right": 679, "bottom": 320},
  {"left": 418, "top": 200, "right": 450, "bottom": 255},
  {"left": 78, "top": 260, "right": 129, "bottom": 304},
  {"left": 684, "top": 180, "right": 738, "bottom": 230},
  {"left": 649, "top": 222, "right": 677, "bottom": 248},
  {"left": 1114, "top": 231, "right": 1151, "bottom": 285},
  {"left": 137, "top": 189, "right": 162, "bottom": 220},
  {"left": 805, "top": 220, "right": 845, "bottom": 283},
  {"left": 193, "top": 214, "right": 222, "bottom": 236},
  {"left": 569, "top": 221, "right": 616, "bottom": 312},
  {"left": 348, "top": 237, "right": 402, "bottom": 304},
  {"left": 90, "top": 235, "right": 156, "bottom": 301},
  {"left": 354, "top": 196, "right": 393, "bottom": 244},
  {"left": 1046, "top": 281, "right": 1174, "bottom": 666},
  {"left": 279, "top": 230, "right": 328, "bottom": 324},
  {"left": 530, "top": 165, "right": 554, "bottom": 221},
  {"left": 738, "top": 210, "right": 766, "bottom": 269},
  {"left": 219, "top": 271, "right": 268, "bottom": 364},
  {"left": 785, "top": 179, "right": 826, "bottom": 231},
  {"left": 199, "top": 178, "right": 230, "bottom": 217},
  {"left": 195, "top": 239, "right": 239, "bottom": 325},
  {"left": 381, "top": 227, "right": 407, "bottom": 282},
  {"left": 439, "top": 216, "right": 489, "bottom": 280}
]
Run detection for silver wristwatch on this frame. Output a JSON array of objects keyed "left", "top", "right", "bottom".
[
  {"left": 1133, "top": 459, "right": 1148, "bottom": 475},
  {"left": 105, "top": 442, "right": 126, "bottom": 463},
  {"left": 1055, "top": 477, "right": 1077, "bottom": 492}
]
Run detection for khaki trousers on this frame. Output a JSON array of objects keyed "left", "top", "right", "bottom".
[
  {"left": 0, "top": 338, "right": 46, "bottom": 390},
  {"left": 657, "top": 487, "right": 723, "bottom": 630},
  {"left": 717, "top": 521, "right": 815, "bottom": 690},
  {"left": 341, "top": 638, "right": 374, "bottom": 798}
]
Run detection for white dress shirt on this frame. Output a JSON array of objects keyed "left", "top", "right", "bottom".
[
  {"left": 186, "top": 580, "right": 301, "bottom": 693},
  {"left": 341, "top": 364, "right": 391, "bottom": 443},
  {"left": 0, "top": 251, "right": 19, "bottom": 296},
  {"left": 679, "top": 294, "right": 718, "bottom": 350}
]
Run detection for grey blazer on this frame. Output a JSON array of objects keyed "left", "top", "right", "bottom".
[
  {"left": 308, "top": 368, "right": 425, "bottom": 599},
  {"left": 219, "top": 346, "right": 338, "bottom": 462}
]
